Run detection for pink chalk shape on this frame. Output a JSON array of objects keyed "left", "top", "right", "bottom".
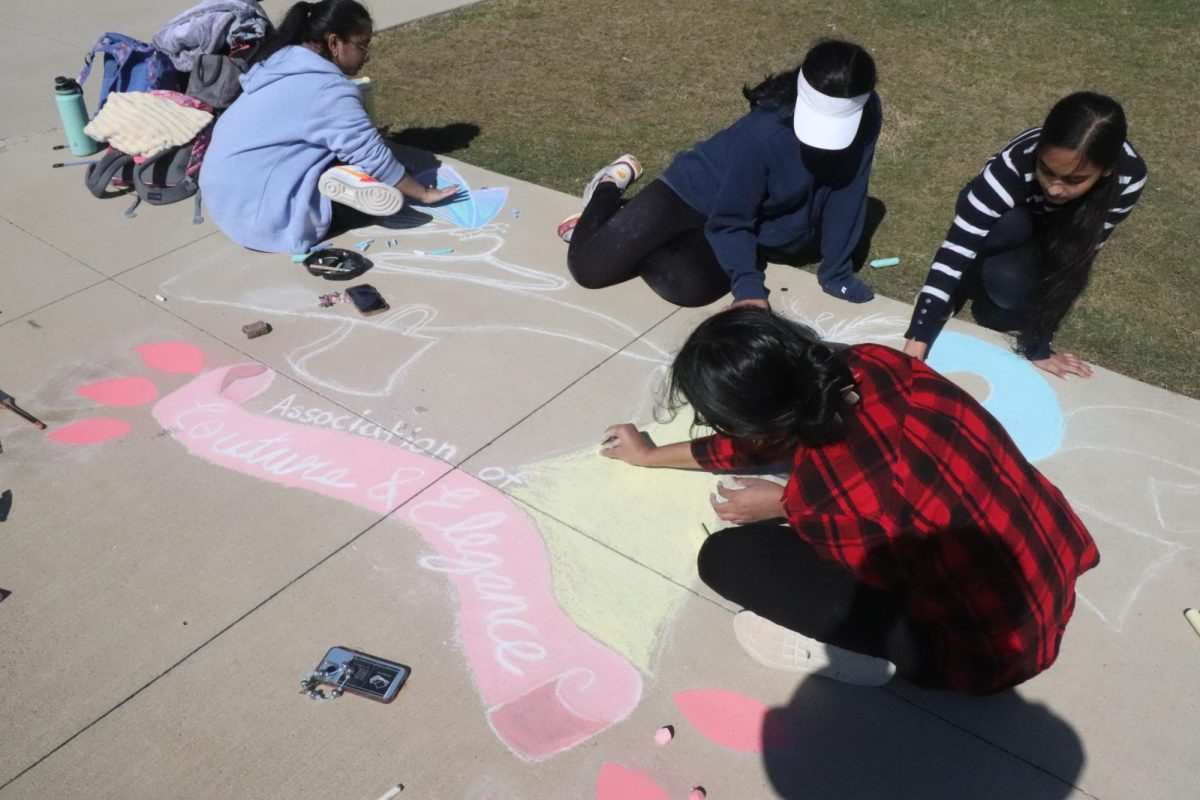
[
  {"left": 150, "top": 362, "right": 643, "bottom": 761},
  {"left": 76, "top": 376, "right": 158, "bottom": 407},
  {"left": 137, "top": 341, "right": 205, "bottom": 375},
  {"left": 47, "top": 417, "right": 132, "bottom": 446},
  {"left": 673, "top": 688, "right": 791, "bottom": 753},
  {"left": 487, "top": 678, "right": 613, "bottom": 761},
  {"left": 596, "top": 764, "right": 669, "bottom": 800}
]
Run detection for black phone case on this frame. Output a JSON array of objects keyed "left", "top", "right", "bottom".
[{"left": 346, "top": 283, "right": 389, "bottom": 315}]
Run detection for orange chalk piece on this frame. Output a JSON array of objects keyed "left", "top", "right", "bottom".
[{"left": 653, "top": 725, "right": 674, "bottom": 745}]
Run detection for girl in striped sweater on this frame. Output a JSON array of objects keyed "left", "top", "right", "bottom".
[{"left": 902, "top": 92, "right": 1147, "bottom": 379}]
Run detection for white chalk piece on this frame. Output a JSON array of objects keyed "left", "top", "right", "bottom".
[
  {"left": 1185, "top": 608, "right": 1200, "bottom": 639},
  {"left": 374, "top": 784, "right": 404, "bottom": 800},
  {"left": 689, "top": 788, "right": 707, "bottom": 800},
  {"left": 654, "top": 725, "right": 674, "bottom": 745},
  {"left": 154, "top": 294, "right": 167, "bottom": 302}
]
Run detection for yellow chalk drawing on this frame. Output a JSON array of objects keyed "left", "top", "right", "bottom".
[{"left": 510, "top": 412, "right": 721, "bottom": 673}]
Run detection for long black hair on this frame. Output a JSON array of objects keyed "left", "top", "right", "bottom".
[
  {"left": 743, "top": 39, "right": 877, "bottom": 111},
  {"left": 1023, "top": 92, "right": 1128, "bottom": 353},
  {"left": 256, "top": 0, "right": 373, "bottom": 64},
  {"left": 663, "top": 308, "right": 857, "bottom": 455}
]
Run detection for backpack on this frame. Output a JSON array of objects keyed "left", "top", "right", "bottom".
[
  {"left": 78, "top": 33, "right": 183, "bottom": 114},
  {"left": 84, "top": 91, "right": 214, "bottom": 224}
]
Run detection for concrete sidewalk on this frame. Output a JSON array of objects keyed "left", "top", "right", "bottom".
[{"left": 2, "top": 2, "right": 1197, "bottom": 798}]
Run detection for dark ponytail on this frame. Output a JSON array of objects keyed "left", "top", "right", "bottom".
[
  {"left": 743, "top": 39, "right": 876, "bottom": 111},
  {"left": 662, "top": 308, "right": 856, "bottom": 454},
  {"left": 256, "top": 0, "right": 373, "bottom": 64},
  {"left": 1022, "top": 92, "right": 1127, "bottom": 353}
]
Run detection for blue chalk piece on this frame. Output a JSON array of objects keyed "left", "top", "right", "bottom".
[
  {"left": 354, "top": 239, "right": 373, "bottom": 252},
  {"left": 429, "top": 247, "right": 454, "bottom": 256},
  {"left": 291, "top": 253, "right": 310, "bottom": 263},
  {"left": 870, "top": 256, "right": 901, "bottom": 268}
]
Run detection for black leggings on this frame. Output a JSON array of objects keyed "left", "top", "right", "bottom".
[
  {"left": 957, "top": 203, "right": 1040, "bottom": 332},
  {"left": 697, "top": 521, "right": 938, "bottom": 685},
  {"left": 567, "top": 180, "right": 735, "bottom": 307}
]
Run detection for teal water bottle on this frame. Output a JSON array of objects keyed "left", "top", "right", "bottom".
[{"left": 54, "top": 76, "right": 101, "bottom": 156}]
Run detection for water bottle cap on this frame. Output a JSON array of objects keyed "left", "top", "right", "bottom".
[{"left": 55, "top": 76, "right": 81, "bottom": 92}]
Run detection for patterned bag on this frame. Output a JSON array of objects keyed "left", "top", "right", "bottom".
[{"left": 78, "top": 33, "right": 183, "bottom": 114}]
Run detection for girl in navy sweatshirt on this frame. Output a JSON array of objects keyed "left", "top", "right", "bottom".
[
  {"left": 903, "top": 92, "right": 1147, "bottom": 379},
  {"left": 562, "top": 40, "right": 882, "bottom": 309}
]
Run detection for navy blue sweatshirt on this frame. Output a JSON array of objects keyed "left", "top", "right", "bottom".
[{"left": 660, "top": 95, "right": 881, "bottom": 301}]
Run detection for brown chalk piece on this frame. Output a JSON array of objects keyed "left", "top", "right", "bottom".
[
  {"left": 1, "top": 397, "right": 47, "bottom": 430},
  {"left": 242, "top": 321, "right": 272, "bottom": 339}
]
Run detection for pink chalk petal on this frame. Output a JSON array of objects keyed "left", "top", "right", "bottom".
[
  {"left": 137, "top": 342, "right": 205, "bottom": 374},
  {"left": 47, "top": 417, "right": 132, "bottom": 445},
  {"left": 673, "top": 688, "right": 791, "bottom": 753},
  {"left": 596, "top": 764, "right": 668, "bottom": 800},
  {"left": 76, "top": 376, "right": 158, "bottom": 407}
]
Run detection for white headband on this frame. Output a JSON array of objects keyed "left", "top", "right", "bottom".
[{"left": 793, "top": 70, "right": 870, "bottom": 150}]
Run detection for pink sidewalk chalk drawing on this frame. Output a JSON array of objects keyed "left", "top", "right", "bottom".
[{"left": 52, "top": 341, "right": 643, "bottom": 761}]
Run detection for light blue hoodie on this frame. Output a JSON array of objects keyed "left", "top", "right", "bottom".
[{"left": 200, "top": 45, "right": 405, "bottom": 253}]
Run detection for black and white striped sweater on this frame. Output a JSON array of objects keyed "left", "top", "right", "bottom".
[{"left": 905, "top": 126, "right": 1148, "bottom": 357}]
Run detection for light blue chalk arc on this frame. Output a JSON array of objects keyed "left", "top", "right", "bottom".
[
  {"left": 927, "top": 331, "right": 1063, "bottom": 462},
  {"left": 419, "top": 165, "right": 508, "bottom": 229}
]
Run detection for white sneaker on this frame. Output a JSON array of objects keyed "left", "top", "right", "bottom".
[
  {"left": 318, "top": 165, "right": 405, "bottom": 216},
  {"left": 581, "top": 154, "right": 642, "bottom": 209},
  {"left": 732, "top": 610, "right": 896, "bottom": 686}
]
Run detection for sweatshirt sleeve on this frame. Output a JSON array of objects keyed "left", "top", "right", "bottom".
[
  {"left": 817, "top": 97, "right": 881, "bottom": 284},
  {"left": 904, "top": 130, "right": 1036, "bottom": 346},
  {"left": 703, "top": 125, "right": 771, "bottom": 302},
  {"left": 302, "top": 80, "right": 405, "bottom": 186}
]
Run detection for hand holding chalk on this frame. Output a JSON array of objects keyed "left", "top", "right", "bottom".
[{"left": 599, "top": 423, "right": 652, "bottom": 466}]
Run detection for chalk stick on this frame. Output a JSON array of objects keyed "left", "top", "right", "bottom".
[
  {"left": 1185, "top": 608, "right": 1200, "bottom": 639},
  {"left": 654, "top": 725, "right": 674, "bottom": 745},
  {"left": 429, "top": 247, "right": 454, "bottom": 256},
  {"left": 869, "top": 257, "right": 900, "bottom": 268},
  {"left": 374, "top": 784, "right": 404, "bottom": 800},
  {"left": 689, "top": 788, "right": 706, "bottom": 800},
  {"left": 291, "top": 253, "right": 310, "bottom": 262}
]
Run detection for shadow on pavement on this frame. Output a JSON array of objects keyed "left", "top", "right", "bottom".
[{"left": 762, "top": 678, "right": 1085, "bottom": 799}]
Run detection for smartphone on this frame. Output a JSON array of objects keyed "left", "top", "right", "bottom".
[
  {"left": 312, "top": 646, "right": 411, "bottom": 703},
  {"left": 346, "top": 283, "right": 389, "bottom": 316}
]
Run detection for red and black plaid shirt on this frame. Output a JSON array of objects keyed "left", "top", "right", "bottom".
[{"left": 692, "top": 344, "right": 1098, "bottom": 693}]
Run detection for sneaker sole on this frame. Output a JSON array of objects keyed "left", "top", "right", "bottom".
[
  {"left": 557, "top": 212, "right": 581, "bottom": 243},
  {"left": 732, "top": 610, "right": 895, "bottom": 686},
  {"left": 319, "top": 169, "right": 404, "bottom": 217},
  {"left": 581, "top": 154, "right": 643, "bottom": 210}
]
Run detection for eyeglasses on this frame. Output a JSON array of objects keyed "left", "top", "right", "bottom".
[{"left": 346, "top": 40, "right": 371, "bottom": 57}]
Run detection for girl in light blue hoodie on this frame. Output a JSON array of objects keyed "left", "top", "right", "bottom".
[{"left": 201, "top": 0, "right": 457, "bottom": 253}]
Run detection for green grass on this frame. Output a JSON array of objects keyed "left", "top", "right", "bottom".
[{"left": 368, "top": 0, "right": 1200, "bottom": 397}]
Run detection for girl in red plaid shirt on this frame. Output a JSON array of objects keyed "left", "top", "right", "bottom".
[{"left": 602, "top": 308, "right": 1098, "bottom": 693}]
